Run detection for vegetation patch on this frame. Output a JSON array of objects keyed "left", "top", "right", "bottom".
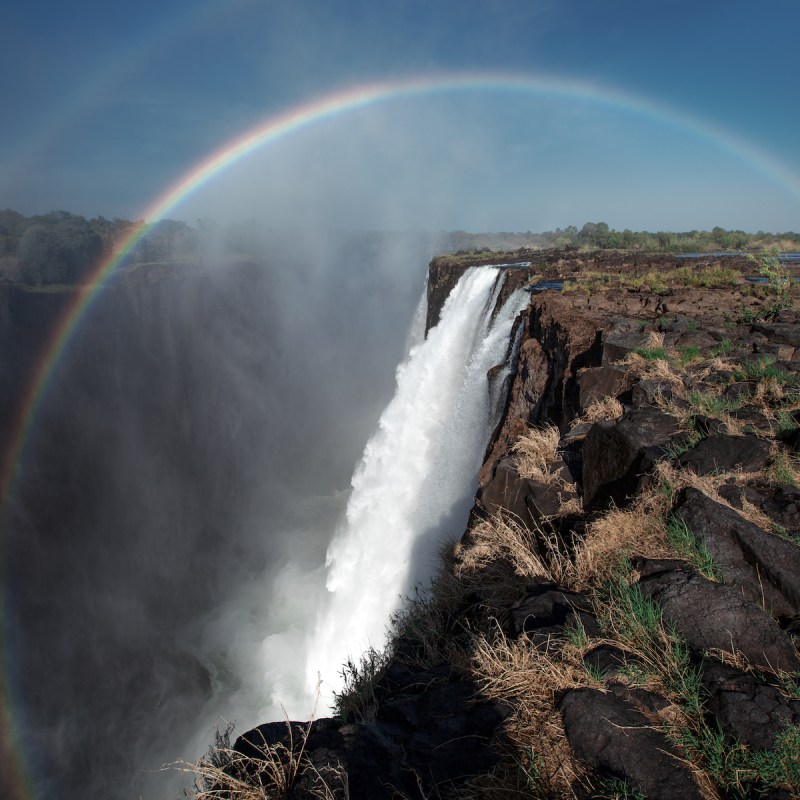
[{"left": 665, "top": 515, "right": 720, "bottom": 581}]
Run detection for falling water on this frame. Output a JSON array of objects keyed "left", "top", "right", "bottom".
[{"left": 307, "top": 266, "right": 528, "bottom": 705}]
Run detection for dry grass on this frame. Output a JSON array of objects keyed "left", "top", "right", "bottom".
[
  {"left": 649, "top": 459, "right": 798, "bottom": 539},
  {"left": 511, "top": 426, "right": 582, "bottom": 516},
  {"left": 454, "top": 513, "right": 577, "bottom": 604},
  {"left": 755, "top": 377, "right": 786, "bottom": 405},
  {"left": 691, "top": 356, "right": 738, "bottom": 381},
  {"left": 572, "top": 396, "right": 624, "bottom": 426},
  {"left": 181, "top": 717, "right": 349, "bottom": 800},
  {"left": 572, "top": 504, "right": 671, "bottom": 592},
  {"left": 464, "top": 626, "right": 594, "bottom": 798},
  {"left": 513, "top": 425, "right": 561, "bottom": 480},
  {"left": 623, "top": 352, "right": 686, "bottom": 390},
  {"left": 644, "top": 330, "right": 665, "bottom": 350}
]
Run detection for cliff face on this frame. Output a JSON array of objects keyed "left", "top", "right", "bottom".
[{"left": 223, "top": 252, "right": 800, "bottom": 799}]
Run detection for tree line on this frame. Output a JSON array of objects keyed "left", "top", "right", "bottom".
[
  {"left": 445, "top": 222, "right": 800, "bottom": 255},
  {"left": 1, "top": 208, "right": 799, "bottom": 287},
  {"left": 0, "top": 210, "right": 201, "bottom": 286}
]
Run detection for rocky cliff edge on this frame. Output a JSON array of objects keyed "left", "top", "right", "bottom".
[{"left": 197, "top": 251, "right": 800, "bottom": 799}]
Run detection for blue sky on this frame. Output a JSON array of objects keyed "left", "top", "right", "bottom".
[{"left": 2, "top": 0, "right": 799, "bottom": 232}]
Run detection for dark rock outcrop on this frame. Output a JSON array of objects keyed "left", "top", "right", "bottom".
[
  {"left": 581, "top": 408, "right": 683, "bottom": 508},
  {"left": 674, "top": 487, "right": 800, "bottom": 618},
  {"left": 576, "top": 365, "right": 631, "bottom": 410},
  {"left": 234, "top": 666, "right": 508, "bottom": 800},
  {"left": 702, "top": 661, "right": 800, "bottom": 750},
  {"left": 677, "top": 434, "right": 772, "bottom": 475},
  {"left": 559, "top": 688, "right": 703, "bottom": 799},
  {"left": 509, "top": 582, "right": 600, "bottom": 643},
  {"left": 634, "top": 559, "right": 800, "bottom": 672},
  {"left": 718, "top": 479, "right": 800, "bottom": 537},
  {"left": 230, "top": 255, "right": 800, "bottom": 798},
  {"left": 479, "top": 456, "right": 578, "bottom": 526}
]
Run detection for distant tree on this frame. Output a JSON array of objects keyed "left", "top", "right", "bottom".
[
  {"left": 578, "top": 222, "right": 597, "bottom": 243},
  {"left": 14, "top": 212, "right": 103, "bottom": 285},
  {"left": 18, "top": 224, "right": 64, "bottom": 284}
]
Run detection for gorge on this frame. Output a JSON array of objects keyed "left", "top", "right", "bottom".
[
  {"left": 203, "top": 249, "right": 800, "bottom": 799},
  {"left": 3, "top": 243, "right": 800, "bottom": 799}
]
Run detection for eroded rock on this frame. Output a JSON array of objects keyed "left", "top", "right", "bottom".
[
  {"left": 509, "top": 582, "right": 600, "bottom": 643},
  {"left": 559, "top": 688, "right": 703, "bottom": 799},
  {"left": 576, "top": 365, "right": 631, "bottom": 410},
  {"left": 234, "top": 666, "right": 508, "bottom": 800},
  {"left": 677, "top": 434, "right": 772, "bottom": 475},
  {"left": 674, "top": 488, "right": 800, "bottom": 618},
  {"left": 634, "top": 559, "right": 800, "bottom": 672},
  {"left": 702, "top": 661, "right": 800, "bottom": 750},
  {"left": 582, "top": 408, "right": 683, "bottom": 508}
]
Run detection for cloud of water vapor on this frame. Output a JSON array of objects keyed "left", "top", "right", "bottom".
[{"left": 3, "top": 221, "right": 440, "bottom": 799}]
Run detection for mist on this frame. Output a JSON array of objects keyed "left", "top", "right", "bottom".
[{"left": 3, "top": 224, "right": 439, "bottom": 799}]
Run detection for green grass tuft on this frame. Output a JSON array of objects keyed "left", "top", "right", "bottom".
[{"left": 666, "top": 515, "right": 720, "bottom": 581}]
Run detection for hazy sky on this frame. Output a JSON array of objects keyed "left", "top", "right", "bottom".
[{"left": 2, "top": 0, "right": 799, "bottom": 232}]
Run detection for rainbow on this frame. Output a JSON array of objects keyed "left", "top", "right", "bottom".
[{"left": 2, "top": 70, "right": 799, "bottom": 798}]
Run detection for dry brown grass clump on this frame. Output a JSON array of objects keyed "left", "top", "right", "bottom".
[
  {"left": 182, "top": 718, "right": 348, "bottom": 800},
  {"left": 572, "top": 504, "right": 671, "bottom": 592},
  {"left": 462, "top": 627, "right": 595, "bottom": 798},
  {"left": 624, "top": 352, "right": 687, "bottom": 390},
  {"left": 572, "top": 396, "right": 624, "bottom": 426},
  {"left": 512, "top": 426, "right": 582, "bottom": 516},
  {"left": 454, "top": 513, "right": 576, "bottom": 606},
  {"left": 513, "top": 425, "right": 561, "bottom": 480}
]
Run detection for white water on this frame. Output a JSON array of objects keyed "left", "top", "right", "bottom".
[{"left": 307, "top": 266, "right": 528, "bottom": 705}]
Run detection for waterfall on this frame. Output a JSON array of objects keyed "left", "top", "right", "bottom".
[{"left": 307, "top": 266, "right": 528, "bottom": 705}]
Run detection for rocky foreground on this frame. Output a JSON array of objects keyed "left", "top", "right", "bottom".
[{"left": 196, "top": 251, "right": 800, "bottom": 799}]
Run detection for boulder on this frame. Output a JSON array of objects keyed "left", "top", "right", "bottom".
[
  {"left": 234, "top": 667, "right": 508, "bottom": 799},
  {"left": 675, "top": 331, "right": 717, "bottom": 349},
  {"left": 631, "top": 378, "right": 677, "bottom": 407},
  {"left": 479, "top": 456, "right": 535, "bottom": 524},
  {"left": 724, "top": 381, "right": 757, "bottom": 401},
  {"left": 752, "top": 323, "right": 800, "bottom": 348},
  {"left": 702, "top": 661, "right": 800, "bottom": 750},
  {"left": 677, "top": 434, "right": 772, "bottom": 475},
  {"left": 634, "top": 559, "right": 800, "bottom": 672},
  {"left": 576, "top": 365, "right": 631, "bottom": 410},
  {"left": 559, "top": 688, "right": 703, "bottom": 799},
  {"left": 729, "top": 407, "right": 772, "bottom": 434},
  {"left": 601, "top": 331, "right": 652, "bottom": 365},
  {"left": 583, "top": 644, "right": 641, "bottom": 678},
  {"left": 689, "top": 414, "right": 727, "bottom": 438},
  {"left": 582, "top": 408, "right": 683, "bottom": 509},
  {"left": 509, "top": 583, "right": 601, "bottom": 644},
  {"left": 718, "top": 480, "right": 800, "bottom": 537},
  {"left": 480, "top": 456, "right": 579, "bottom": 525},
  {"left": 757, "top": 342, "right": 796, "bottom": 361},
  {"left": 674, "top": 487, "right": 800, "bottom": 618}
]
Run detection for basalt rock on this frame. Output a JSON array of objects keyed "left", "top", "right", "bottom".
[
  {"left": 718, "top": 479, "right": 800, "bottom": 536},
  {"left": 701, "top": 661, "right": 800, "bottom": 750},
  {"left": 674, "top": 487, "right": 800, "bottom": 618},
  {"left": 631, "top": 378, "right": 677, "bottom": 407},
  {"left": 559, "top": 688, "right": 703, "bottom": 799},
  {"left": 234, "top": 665, "right": 509, "bottom": 800},
  {"left": 576, "top": 365, "right": 631, "bottom": 410},
  {"left": 509, "top": 582, "right": 601, "bottom": 644},
  {"left": 677, "top": 433, "right": 772, "bottom": 475},
  {"left": 633, "top": 558, "right": 800, "bottom": 672},
  {"left": 478, "top": 455, "right": 579, "bottom": 525},
  {"left": 582, "top": 408, "right": 683, "bottom": 509},
  {"left": 582, "top": 644, "right": 642, "bottom": 678}
]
